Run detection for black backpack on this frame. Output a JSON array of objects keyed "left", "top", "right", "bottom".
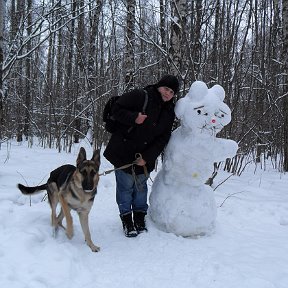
[{"left": 103, "top": 89, "right": 148, "bottom": 133}]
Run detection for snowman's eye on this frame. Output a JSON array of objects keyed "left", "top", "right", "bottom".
[
  {"left": 218, "top": 109, "right": 227, "bottom": 118},
  {"left": 204, "top": 112, "right": 208, "bottom": 116},
  {"left": 195, "top": 106, "right": 205, "bottom": 115}
]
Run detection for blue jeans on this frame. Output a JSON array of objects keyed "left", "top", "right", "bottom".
[{"left": 115, "top": 169, "right": 149, "bottom": 215}]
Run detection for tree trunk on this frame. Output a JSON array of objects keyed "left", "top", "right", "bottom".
[
  {"left": 74, "top": 0, "right": 85, "bottom": 144},
  {"left": 159, "top": 0, "right": 167, "bottom": 52},
  {"left": 0, "top": 0, "right": 4, "bottom": 140},
  {"left": 169, "top": 0, "right": 187, "bottom": 97},
  {"left": 193, "top": 0, "right": 202, "bottom": 78},
  {"left": 169, "top": 0, "right": 186, "bottom": 76},
  {"left": 87, "top": 0, "right": 103, "bottom": 149},
  {"left": 282, "top": 0, "right": 288, "bottom": 171},
  {"left": 65, "top": 1, "right": 76, "bottom": 150},
  {"left": 23, "top": 0, "right": 33, "bottom": 140},
  {"left": 124, "top": 0, "right": 136, "bottom": 90}
]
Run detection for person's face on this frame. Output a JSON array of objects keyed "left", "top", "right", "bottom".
[{"left": 158, "top": 86, "right": 175, "bottom": 102}]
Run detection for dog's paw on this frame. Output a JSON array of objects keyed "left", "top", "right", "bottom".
[
  {"left": 52, "top": 227, "right": 59, "bottom": 238},
  {"left": 90, "top": 244, "right": 100, "bottom": 252},
  {"left": 87, "top": 241, "right": 100, "bottom": 252},
  {"left": 66, "top": 228, "right": 74, "bottom": 239}
]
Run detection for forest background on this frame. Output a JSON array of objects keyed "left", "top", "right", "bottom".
[{"left": 1, "top": 0, "right": 288, "bottom": 173}]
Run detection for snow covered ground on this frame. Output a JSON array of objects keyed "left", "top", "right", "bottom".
[{"left": 0, "top": 141, "right": 288, "bottom": 288}]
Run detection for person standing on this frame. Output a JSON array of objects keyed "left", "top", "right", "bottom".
[{"left": 104, "top": 75, "right": 180, "bottom": 237}]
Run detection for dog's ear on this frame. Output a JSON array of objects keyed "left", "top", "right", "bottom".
[
  {"left": 91, "top": 149, "right": 101, "bottom": 164},
  {"left": 77, "top": 147, "right": 87, "bottom": 166}
]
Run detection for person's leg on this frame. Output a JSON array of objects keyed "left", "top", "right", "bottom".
[
  {"left": 115, "top": 169, "right": 135, "bottom": 215},
  {"left": 132, "top": 173, "right": 149, "bottom": 213},
  {"left": 132, "top": 173, "right": 149, "bottom": 233},
  {"left": 115, "top": 170, "right": 137, "bottom": 237}
]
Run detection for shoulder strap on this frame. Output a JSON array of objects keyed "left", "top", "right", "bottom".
[
  {"left": 142, "top": 89, "right": 148, "bottom": 114},
  {"left": 126, "top": 89, "right": 149, "bottom": 134}
]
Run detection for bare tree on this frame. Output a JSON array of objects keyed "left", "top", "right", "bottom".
[
  {"left": 0, "top": 0, "right": 287, "bottom": 171},
  {"left": 87, "top": 0, "right": 104, "bottom": 150},
  {"left": 124, "top": 0, "right": 136, "bottom": 89},
  {"left": 23, "top": 0, "right": 33, "bottom": 139},
  {"left": 282, "top": 0, "right": 288, "bottom": 171},
  {"left": 0, "top": 0, "right": 4, "bottom": 140},
  {"left": 159, "top": 0, "right": 167, "bottom": 53},
  {"left": 169, "top": 0, "right": 187, "bottom": 77}
]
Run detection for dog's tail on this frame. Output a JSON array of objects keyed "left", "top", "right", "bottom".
[{"left": 17, "top": 183, "right": 48, "bottom": 195}]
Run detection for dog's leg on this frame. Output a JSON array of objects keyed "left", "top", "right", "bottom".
[
  {"left": 56, "top": 208, "right": 66, "bottom": 230},
  {"left": 78, "top": 211, "right": 100, "bottom": 252},
  {"left": 47, "top": 184, "right": 59, "bottom": 237},
  {"left": 51, "top": 202, "right": 58, "bottom": 238},
  {"left": 59, "top": 195, "right": 74, "bottom": 239}
]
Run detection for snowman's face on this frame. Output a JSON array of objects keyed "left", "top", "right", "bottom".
[
  {"left": 182, "top": 99, "right": 231, "bottom": 136},
  {"left": 175, "top": 81, "right": 232, "bottom": 136}
]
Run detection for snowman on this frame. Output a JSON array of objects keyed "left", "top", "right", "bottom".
[{"left": 149, "top": 81, "right": 238, "bottom": 237}]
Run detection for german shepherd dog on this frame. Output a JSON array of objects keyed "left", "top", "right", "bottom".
[{"left": 17, "top": 147, "right": 101, "bottom": 252}]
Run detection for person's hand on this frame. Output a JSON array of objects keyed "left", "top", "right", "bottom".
[
  {"left": 136, "top": 158, "right": 146, "bottom": 166},
  {"left": 135, "top": 112, "right": 147, "bottom": 124}
]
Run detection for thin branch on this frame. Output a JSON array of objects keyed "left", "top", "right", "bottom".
[{"left": 219, "top": 191, "right": 245, "bottom": 207}]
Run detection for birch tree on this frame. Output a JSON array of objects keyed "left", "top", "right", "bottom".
[
  {"left": 124, "top": 0, "right": 136, "bottom": 90},
  {"left": 169, "top": 0, "right": 187, "bottom": 77},
  {"left": 160, "top": 0, "right": 167, "bottom": 53},
  {"left": 0, "top": 0, "right": 286, "bottom": 170}
]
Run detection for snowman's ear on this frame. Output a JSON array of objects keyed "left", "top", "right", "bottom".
[
  {"left": 210, "top": 84, "right": 225, "bottom": 101},
  {"left": 187, "top": 81, "right": 208, "bottom": 101},
  {"left": 175, "top": 98, "right": 186, "bottom": 119}
]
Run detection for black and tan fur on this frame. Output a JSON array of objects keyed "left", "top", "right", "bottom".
[{"left": 17, "top": 147, "right": 101, "bottom": 252}]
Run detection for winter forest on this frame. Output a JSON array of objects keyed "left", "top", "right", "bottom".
[{"left": 1, "top": 0, "right": 288, "bottom": 173}]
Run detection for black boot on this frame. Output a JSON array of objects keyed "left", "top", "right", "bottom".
[
  {"left": 120, "top": 213, "right": 138, "bottom": 238},
  {"left": 133, "top": 211, "right": 147, "bottom": 234}
]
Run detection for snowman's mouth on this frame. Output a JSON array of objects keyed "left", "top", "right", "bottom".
[{"left": 200, "top": 123, "right": 223, "bottom": 134}]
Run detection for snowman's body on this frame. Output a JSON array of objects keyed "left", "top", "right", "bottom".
[{"left": 149, "top": 81, "right": 238, "bottom": 237}]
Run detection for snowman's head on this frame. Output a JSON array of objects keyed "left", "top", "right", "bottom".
[{"left": 175, "top": 81, "right": 231, "bottom": 136}]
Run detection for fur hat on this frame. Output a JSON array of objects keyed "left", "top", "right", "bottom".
[{"left": 156, "top": 75, "right": 180, "bottom": 95}]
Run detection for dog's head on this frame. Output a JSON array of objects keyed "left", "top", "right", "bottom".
[{"left": 75, "top": 147, "right": 101, "bottom": 192}]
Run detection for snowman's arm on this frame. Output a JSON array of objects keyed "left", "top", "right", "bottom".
[{"left": 213, "top": 138, "right": 238, "bottom": 162}]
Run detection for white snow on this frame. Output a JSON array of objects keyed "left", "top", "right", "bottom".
[{"left": 1, "top": 140, "right": 288, "bottom": 288}]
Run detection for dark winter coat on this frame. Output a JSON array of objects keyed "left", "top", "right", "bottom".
[{"left": 103, "top": 85, "right": 175, "bottom": 175}]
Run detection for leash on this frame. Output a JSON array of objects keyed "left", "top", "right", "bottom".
[
  {"left": 99, "top": 162, "right": 136, "bottom": 176},
  {"left": 99, "top": 153, "right": 148, "bottom": 177}
]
